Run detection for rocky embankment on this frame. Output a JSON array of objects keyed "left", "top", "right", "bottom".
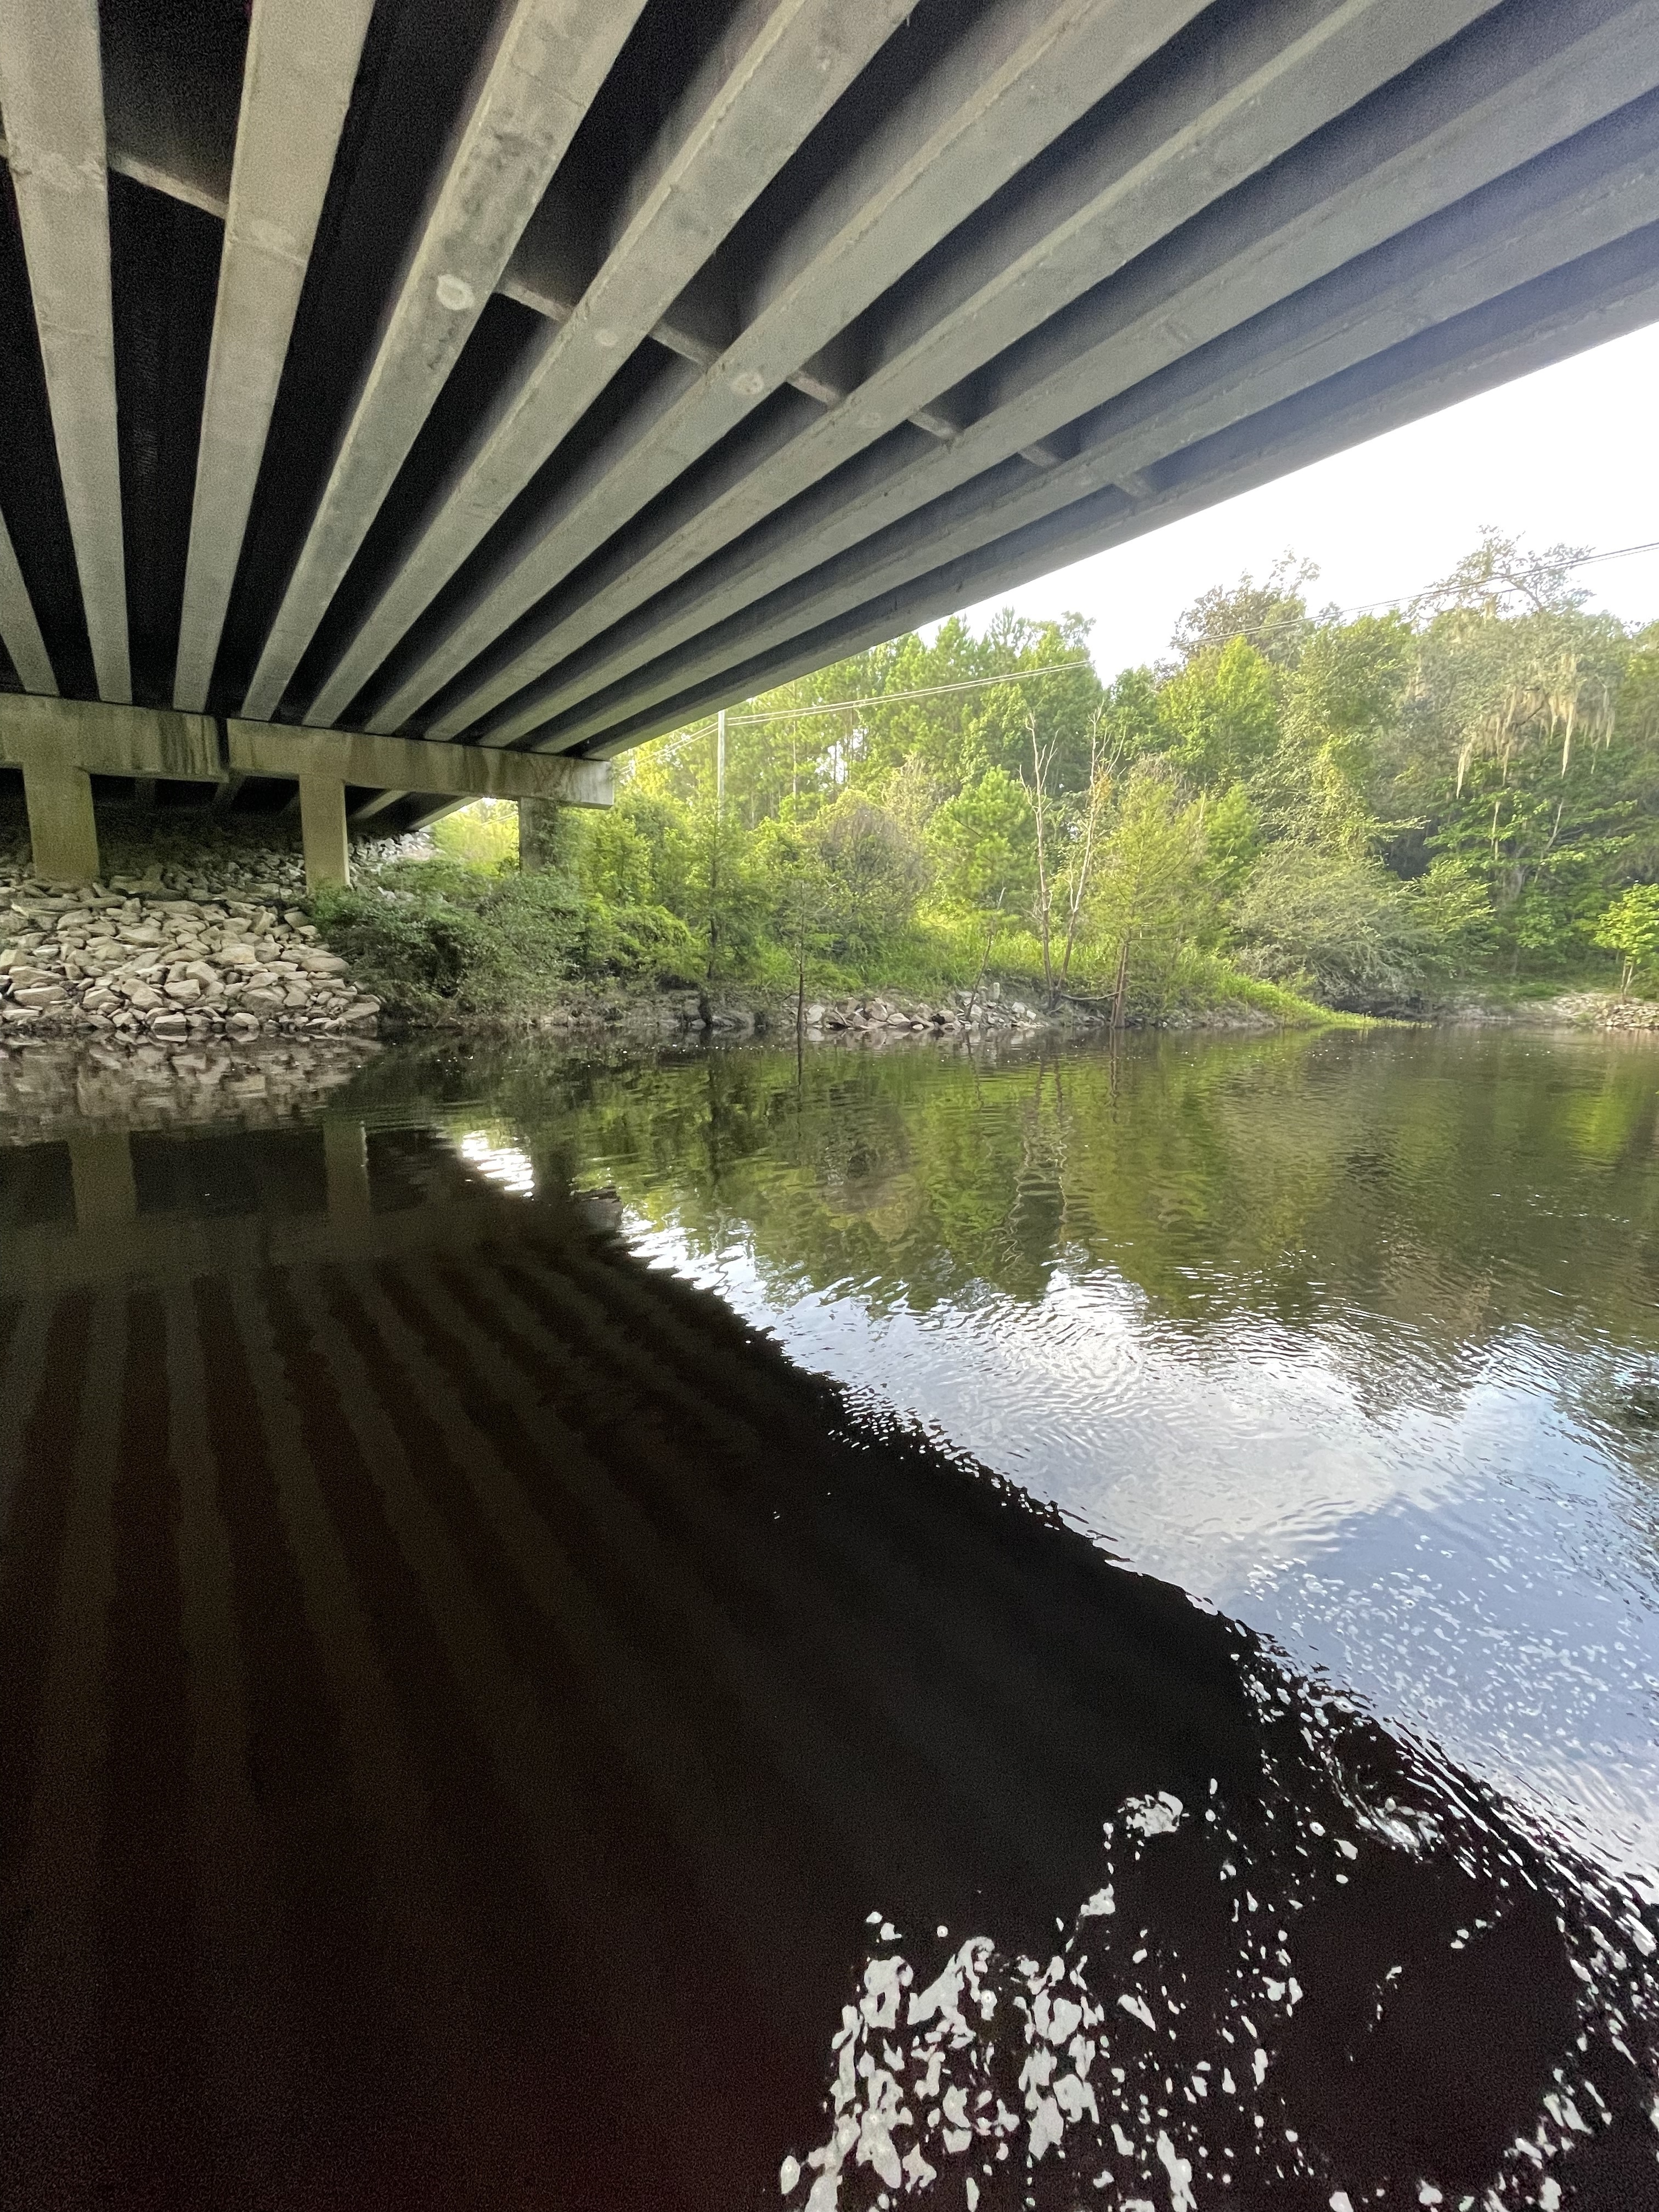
[
  {"left": 527, "top": 981, "right": 1075, "bottom": 1044},
  {"left": 0, "top": 850, "right": 381, "bottom": 1043},
  {"left": 1547, "top": 991, "right": 1659, "bottom": 1032},
  {"left": 802, "top": 988, "right": 1056, "bottom": 1040},
  {"left": 1443, "top": 989, "right": 1659, "bottom": 1033}
]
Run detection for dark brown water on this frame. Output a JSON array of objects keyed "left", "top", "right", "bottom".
[{"left": 1, "top": 1027, "right": 1656, "bottom": 2210}]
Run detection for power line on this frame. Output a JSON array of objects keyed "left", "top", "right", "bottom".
[
  {"left": 663, "top": 539, "right": 1659, "bottom": 742},
  {"left": 1304, "top": 537, "right": 1659, "bottom": 623},
  {"left": 670, "top": 657, "right": 1091, "bottom": 737}
]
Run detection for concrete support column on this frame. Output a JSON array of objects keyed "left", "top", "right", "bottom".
[
  {"left": 22, "top": 757, "right": 100, "bottom": 882},
  {"left": 518, "top": 796, "right": 545, "bottom": 872},
  {"left": 518, "top": 794, "right": 577, "bottom": 875},
  {"left": 299, "top": 772, "right": 349, "bottom": 889}
]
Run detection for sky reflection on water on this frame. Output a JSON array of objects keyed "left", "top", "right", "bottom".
[{"left": 501, "top": 1026, "right": 1659, "bottom": 1884}]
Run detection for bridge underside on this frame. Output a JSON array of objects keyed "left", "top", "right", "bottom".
[{"left": 0, "top": 0, "right": 1657, "bottom": 866}]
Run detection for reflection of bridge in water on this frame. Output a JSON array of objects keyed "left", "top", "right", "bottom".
[
  {"left": 2, "top": 0, "right": 1659, "bottom": 884},
  {"left": 0, "top": 1114, "right": 1654, "bottom": 2208}
]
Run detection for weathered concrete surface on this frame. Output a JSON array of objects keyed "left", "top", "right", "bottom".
[
  {"left": 0, "top": 693, "right": 611, "bottom": 882},
  {"left": 0, "top": 503, "right": 55, "bottom": 697},
  {"left": 302, "top": 0, "right": 917, "bottom": 730},
  {"left": 0, "top": 0, "right": 129, "bottom": 701},
  {"left": 20, "top": 758, "right": 100, "bottom": 882},
  {"left": 239, "top": 0, "right": 651, "bottom": 721},
  {"left": 0, "top": 693, "right": 223, "bottom": 781},
  {"left": 359, "top": 0, "right": 1208, "bottom": 737},
  {"left": 436, "top": 0, "right": 1523, "bottom": 747},
  {"left": 172, "top": 0, "right": 377, "bottom": 712},
  {"left": 298, "top": 770, "right": 349, "bottom": 890},
  {"left": 225, "top": 718, "right": 612, "bottom": 805},
  {"left": 505, "top": 61, "right": 1659, "bottom": 755}
]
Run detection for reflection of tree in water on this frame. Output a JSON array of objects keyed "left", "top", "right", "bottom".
[{"left": 342, "top": 1027, "right": 1659, "bottom": 1374}]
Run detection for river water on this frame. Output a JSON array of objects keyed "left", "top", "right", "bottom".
[{"left": 0, "top": 1024, "right": 1656, "bottom": 2209}]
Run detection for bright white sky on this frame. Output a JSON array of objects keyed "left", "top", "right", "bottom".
[{"left": 962, "top": 319, "right": 1659, "bottom": 677}]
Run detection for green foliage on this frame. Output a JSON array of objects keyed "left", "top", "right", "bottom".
[
  {"left": 927, "top": 766, "right": 1036, "bottom": 918},
  {"left": 1155, "top": 636, "right": 1280, "bottom": 789},
  {"left": 339, "top": 532, "right": 1659, "bottom": 1024},
  {"left": 432, "top": 798, "right": 522, "bottom": 867},
  {"left": 1592, "top": 883, "right": 1659, "bottom": 994},
  {"left": 1091, "top": 768, "right": 1208, "bottom": 1017},
  {"left": 1232, "top": 846, "right": 1443, "bottom": 1009},
  {"left": 314, "top": 855, "right": 697, "bottom": 1018}
]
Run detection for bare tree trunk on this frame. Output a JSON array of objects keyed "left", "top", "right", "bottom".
[
  {"left": 1026, "top": 717, "right": 1054, "bottom": 1001},
  {"left": 1110, "top": 934, "right": 1130, "bottom": 1031},
  {"left": 964, "top": 895, "right": 1005, "bottom": 1026},
  {"left": 1059, "top": 721, "right": 1109, "bottom": 990}
]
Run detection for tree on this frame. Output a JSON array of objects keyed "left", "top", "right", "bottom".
[
  {"left": 1091, "top": 768, "right": 1206, "bottom": 1025},
  {"left": 1026, "top": 708, "right": 1118, "bottom": 998},
  {"left": 1592, "top": 884, "right": 1659, "bottom": 996},
  {"left": 1171, "top": 552, "right": 1319, "bottom": 666},
  {"left": 804, "top": 792, "right": 926, "bottom": 969},
  {"left": 756, "top": 814, "right": 836, "bottom": 1029},
  {"left": 1408, "top": 525, "right": 1593, "bottom": 620},
  {"left": 1155, "top": 635, "right": 1280, "bottom": 790},
  {"left": 1232, "top": 847, "right": 1440, "bottom": 1009},
  {"left": 927, "top": 766, "right": 1036, "bottom": 918}
]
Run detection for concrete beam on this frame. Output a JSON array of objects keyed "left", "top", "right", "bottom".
[
  {"left": 581, "top": 220, "right": 1659, "bottom": 758},
  {"left": 0, "top": 501, "right": 57, "bottom": 696},
  {"left": 302, "top": 0, "right": 914, "bottom": 730},
  {"left": 415, "top": 0, "right": 1511, "bottom": 745},
  {"left": 20, "top": 758, "right": 99, "bottom": 882},
  {"left": 0, "top": 124, "right": 229, "bottom": 221},
  {"left": 97, "top": 0, "right": 241, "bottom": 222},
  {"left": 0, "top": 0, "right": 130, "bottom": 702},
  {"left": 225, "top": 719, "right": 612, "bottom": 805},
  {"left": 173, "top": 0, "right": 377, "bottom": 712},
  {"left": 0, "top": 693, "right": 609, "bottom": 819},
  {"left": 238, "top": 0, "right": 650, "bottom": 722},
  {"left": 0, "top": 692, "right": 223, "bottom": 780},
  {"left": 527, "top": 99, "right": 1659, "bottom": 754},
  {"left": 462, "top": 0, "right": 1641, "bottom": 752},
  {"left": 357, "top": 0, "right": 1204, "bottom": 736}
]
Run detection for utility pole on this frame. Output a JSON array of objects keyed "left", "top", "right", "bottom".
[{"left": 715, "top": 707, "right": 726, "bottom": 817}]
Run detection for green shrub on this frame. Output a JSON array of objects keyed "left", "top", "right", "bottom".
[{"left": 313, "top": 856, "right": 699, "bottom": 1018}]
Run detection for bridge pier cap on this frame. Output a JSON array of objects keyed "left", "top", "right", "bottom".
[{"left": 0, "top": 696, "right": 610, "bottom": 885}]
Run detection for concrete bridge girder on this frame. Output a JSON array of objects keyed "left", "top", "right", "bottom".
[
  {"left": 483, "top": 0, "right": 1659, "bottom": 753},
  {"left": 583, "top": 228, "right": 1659, "bottom": 758},
  {"left": 237, "top": 0, "right": 653, "bottom": 725},
  {"left": 527, "top": 92, "right": 1659, "bottom": 757},
  {"left": 439, "top": 0, "right": 1534, "bottom": 749},
  {"left": 339, "top": 0, "right": 1207, "bottom": 740},
  {"left": 0, "top": 0, "right": 129, "bottom": 704}
]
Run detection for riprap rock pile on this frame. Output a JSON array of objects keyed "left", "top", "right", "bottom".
[{"left": 0, "top": 855, "right": 380, "bottom": 1041}]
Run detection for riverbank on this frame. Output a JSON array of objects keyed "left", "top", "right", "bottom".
[{"left": 4, "top": 811, "right": 1650, "bottom": 1048}]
